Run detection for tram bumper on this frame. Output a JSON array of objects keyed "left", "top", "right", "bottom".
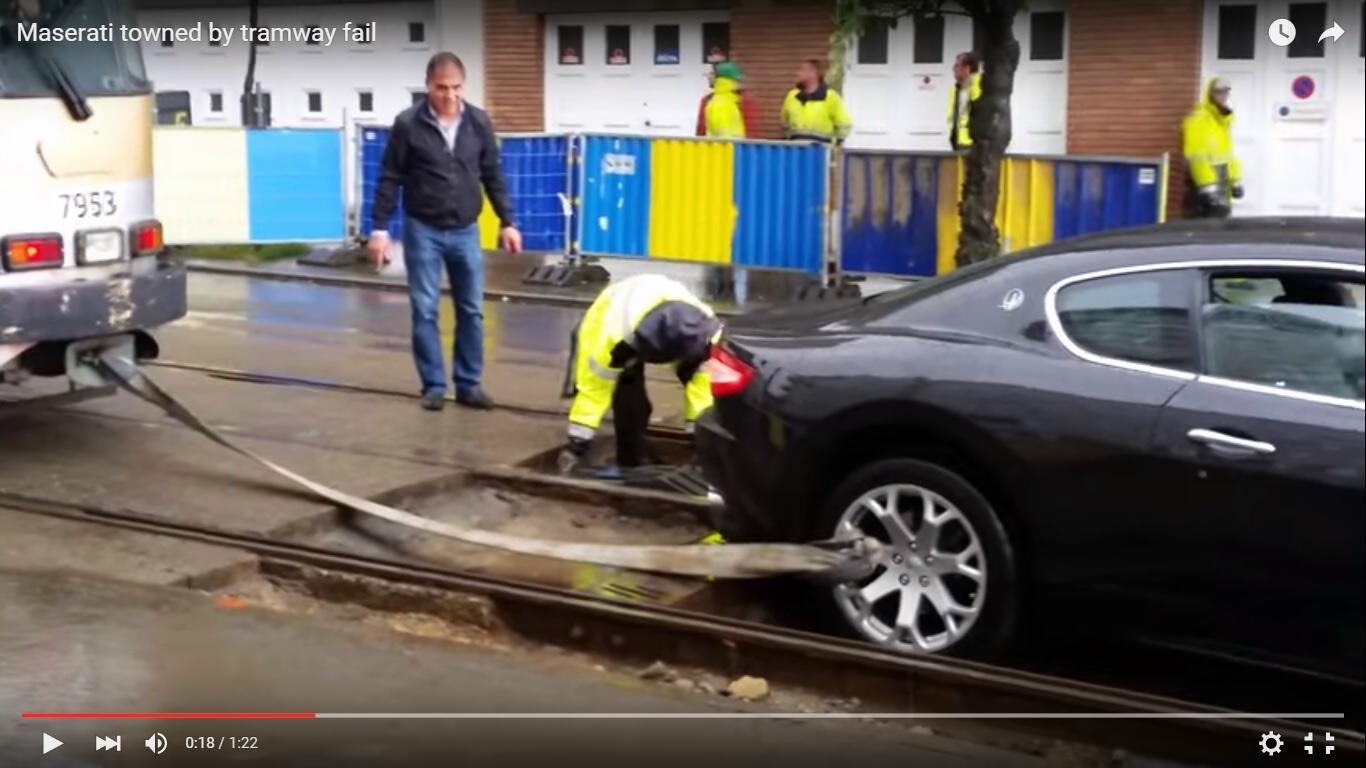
[{"left": 0, "top": 259, "right": 187, "bottom": 346}]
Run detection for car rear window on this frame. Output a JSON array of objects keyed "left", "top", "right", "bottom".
[{"left": 1055, "top": 270, "right": 1197, "bottom": 372}]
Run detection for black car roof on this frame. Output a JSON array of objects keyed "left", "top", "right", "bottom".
[{"left": 1021, "top": 217, "right": 1365, "bottom": 266}]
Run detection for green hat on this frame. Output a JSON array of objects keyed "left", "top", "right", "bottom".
[{"left": 715, "top": 61, "right": 744, "bottom": 81}]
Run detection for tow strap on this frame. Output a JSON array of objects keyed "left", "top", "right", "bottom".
[{"left": 90, "top": 353, "right": 877, "bottom": 581}]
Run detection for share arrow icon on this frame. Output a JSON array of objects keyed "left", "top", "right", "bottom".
[{"left": 1319, "top": 22, "right": 1345, "bottom": 43}]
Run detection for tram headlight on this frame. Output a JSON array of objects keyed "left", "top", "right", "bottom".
[{"left": 78, "top": 229, "right": 125, "bottom": 265}]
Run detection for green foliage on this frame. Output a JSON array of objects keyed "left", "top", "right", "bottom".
[{"left": 178, "top": 243, "right": 311, "bottom": 262}]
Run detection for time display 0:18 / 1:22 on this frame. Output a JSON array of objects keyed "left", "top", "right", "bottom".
[{"left": 184, "top": 736, "right": 259, "bottom": 749}]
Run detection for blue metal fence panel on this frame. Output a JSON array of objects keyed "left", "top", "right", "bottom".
[
  {"left": 246, "top": 129, "right": 345, "bottom": 241},
  {"left": 732, "top": 143, "right": 827, "bottom": 273},
  {"left": 359, "top": 127, "right": 403, "bottom": 241},
  {"left": 500, "top": 135, "right": 570, "bottom": 253},
  {"left": 1054, "top": 160, "right": 1160, "bottom": 240},
  {"left": 578, "top": 135, "right": 651, "bottom": 258},
  {"left": 839, "top": 153, "right": 940, "bottom": 277}
]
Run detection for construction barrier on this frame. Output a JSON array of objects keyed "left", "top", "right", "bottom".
[
  {"left": 577, "top": 135, "right": 830, "bottom": 275},
  {"left": 157, "top": 125, "right": 1166, "bottom": 277},
  {"left": 840, "top": 151, "right": 1167, "bottom": 278},
  {"left": 356, "top": 128, "right": 569, "bottom": 252},
  {"left": 153, "top": 127, "right": 345, "bottom": 244}
]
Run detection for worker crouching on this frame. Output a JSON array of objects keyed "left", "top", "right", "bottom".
[{"left": 559, "top": 275, "right": 722, "bottom": 475}]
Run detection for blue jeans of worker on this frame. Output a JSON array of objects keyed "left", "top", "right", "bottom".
[{"left": 402, "top": 218, "right": 484, "bottom": 397}]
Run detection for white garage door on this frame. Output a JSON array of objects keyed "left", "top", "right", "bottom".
[
  {"left": 1203, "top": 0, "right": 1365, "bottom": 217},
  {"left": 842, "top": 1, "right": 1068, "bottom": 155},
  {"left": 545, "top": 12, "right": 730, "bottom": 136}
]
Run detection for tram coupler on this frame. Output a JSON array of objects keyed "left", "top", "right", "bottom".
[{"left": 65, "top": 334, "right": 139, "bottom": 390}]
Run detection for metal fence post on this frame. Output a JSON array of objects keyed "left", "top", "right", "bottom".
[{"left": 1158, "top": 151, "right": 1171, "bottom": 223}]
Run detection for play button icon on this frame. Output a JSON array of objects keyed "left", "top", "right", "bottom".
[{"left": 42, "top": 733, "right": 63, "bottom": 755}]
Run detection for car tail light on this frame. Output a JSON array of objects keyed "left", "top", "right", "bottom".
[
  {"left": 131, "top": 221, "right": 164, "bottom": 256},
  {"left": 2, "top": 234, "right": 63, "bottom": 271},
  {"left": 706, "top": 345, "right": 755, "bottom": 398}
]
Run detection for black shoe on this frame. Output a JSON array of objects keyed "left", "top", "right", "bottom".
[
  {"left": 421, "top": 391, "right": 446, "bottom": 411},
  {"left": 455, "top": 388, "right": 494, "bottom": 410}
]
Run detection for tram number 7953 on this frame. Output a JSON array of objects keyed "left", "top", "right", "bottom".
[{"left": 59, "top": 191, "right": 118, "bottom": 219}]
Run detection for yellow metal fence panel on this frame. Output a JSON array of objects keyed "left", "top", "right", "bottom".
[
  {"left": 647, "top": 139, "right": 736, "bottom": 265},
  {"left": 153, "top": 128, "right": 250, "bottom": 244}
]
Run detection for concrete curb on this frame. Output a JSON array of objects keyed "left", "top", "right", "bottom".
[
  {"left": 185, "top": 260, "right": 611, "bottom": 311},
  {"left": 185, "top": 260, "right": 760, "bottom": 316}
]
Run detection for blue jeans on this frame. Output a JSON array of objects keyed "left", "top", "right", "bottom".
[{"left": 402, "top": 218, "right": 484, "bottom": 396}]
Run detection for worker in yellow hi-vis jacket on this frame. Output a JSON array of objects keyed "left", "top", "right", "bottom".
[
  {"left": 1182, "top": 77, "right": 1244, "bottom": 218},
  {"left": 558, "top": 275, "right": 722, "bottom": 475}
]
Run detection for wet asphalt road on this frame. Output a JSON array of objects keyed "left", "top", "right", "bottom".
[{"left": 0, "top": 570, "right": 1041, "bottom": 768}]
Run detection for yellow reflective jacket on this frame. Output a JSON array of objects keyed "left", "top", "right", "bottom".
[
  {"left": 781, "top": 83, "right": 852, "bottom": 142},
  {"left": 946, "top": 72, "right": 982, "bottom": 149},
  {"left": 568, "top": 275, "right": 719, "bottom": 439},
  {"left": 705, "top": 77, "right": 747, "bottom": 139},
  {"left": 1182, "top": 78, "right": 1242, "bottom": 191}
]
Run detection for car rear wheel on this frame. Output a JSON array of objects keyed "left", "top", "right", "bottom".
[{"left": 814, "top": 459, "right": 1018, "bottom": 657}]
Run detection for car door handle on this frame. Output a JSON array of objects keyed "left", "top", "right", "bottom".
[{"left": 1186, "top": 428, "right": 1276, "bottom": 456}]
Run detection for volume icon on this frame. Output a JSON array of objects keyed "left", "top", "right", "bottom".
[
  {"left": 96, "top": 735, "right": 121, "bottom": 752},
  {"left": 145, "top": 732, "right": 168, "bottom": 754}
]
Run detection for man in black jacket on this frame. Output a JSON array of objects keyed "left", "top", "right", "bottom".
[{"left": 368, "top": 52, "right": 522, "bottom": 411}]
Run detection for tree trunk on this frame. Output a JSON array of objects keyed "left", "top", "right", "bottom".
[
  {"left": 955, "top": 3, "right": 1020, "bottom": 268},
  {"left": 242, "top": 0, "right": 260, "bottom": 127}
]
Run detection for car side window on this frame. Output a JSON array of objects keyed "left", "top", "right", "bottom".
[
  {"left": 1055, "top": 270, "right": 1197, "bottom": 371},
  {"left": 1204, "top": 272, "right": 1365, "bottom": 401}
]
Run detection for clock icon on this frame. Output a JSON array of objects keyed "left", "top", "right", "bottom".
[{"left": 1268, "top": 18, "right": 1297, "bottom": 47}]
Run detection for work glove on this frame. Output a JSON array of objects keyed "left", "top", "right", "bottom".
[
  {"left": 1198, "top": 185, "right": 1230, "bottom": 216},
  {"left": 556, "top": 436, "right": 592, "bottom": 476},
  {"left": 1231, "top": 184, "right": 1245, "bottom": 200}
]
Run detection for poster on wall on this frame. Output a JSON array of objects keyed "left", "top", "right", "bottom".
[
  {"left": 703, "top": 22, "right": 729, "bottom": 63},
  {"left": 654, "top": 24, "right": 680, "bottom": 65},
  {"left": 558, "top": 25, "right": 583, "bottom": 65},
  {"left": 606, "top": 25, "right": 631, "bottom": 65}
]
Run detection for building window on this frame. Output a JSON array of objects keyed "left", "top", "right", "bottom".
[
  {"left": 606, "top": 24, "right": 630, "bottom": 65},
  {"left": 307, "top": 91, "right": 323, "bottom": 113},
  {"left": 306, "top": 25, "right": 322, "bottom": 47},
  {"left": 702, "top": 22, "right": 729, "bottom": 63},
  {"left": 913, "top": 15, "right": 945, "bottom": 64},
  {"left": 358, "top": 91, "right": 374, "bottom": 113},
  {"left": 409, "top": 22, "right": 425, "bottom": 44},
  {"left": 557, "top": 25, "right": 584, "bottom": 65},
  {"left": 1217, "top": 4, "right": 1257, "bottom": 60},
  {"left": 411, "top": 91, "right": 426, "bottom": 106},
  {"left": 1288, "top": 2, "right": 1327, "bottom": 58},
  {"left": 654, "top": 24, "right": 680, "bottom": 65},
  {"left": 1030, "top": 11, "right": 1065, "bottom": 60},
  {"left": 857, "top": 18, "right": 890, "bottom": 65},
  {"left": 208, "top": 91, "right": 223, "bottom": 114}
]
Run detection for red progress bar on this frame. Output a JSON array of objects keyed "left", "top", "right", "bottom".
[{"left": 22, "top": 713, "right": 316, "bottom": 719}]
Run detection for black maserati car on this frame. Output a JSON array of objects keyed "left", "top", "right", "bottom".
[{"left": 697, "top": 218, "right": 1364, "bottom": 683}]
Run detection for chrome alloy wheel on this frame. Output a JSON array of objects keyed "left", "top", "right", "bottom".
[{"left": 831, "top": 484, "right": 987, "bottom": 653}]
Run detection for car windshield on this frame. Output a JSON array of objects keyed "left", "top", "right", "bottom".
[{"left": 0, "top": 0, "right": 149, "bottom": 98}]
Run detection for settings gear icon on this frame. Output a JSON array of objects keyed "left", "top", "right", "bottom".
[{"left": 1260, "top": 731, "right": 1283, "bottom": 755}]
